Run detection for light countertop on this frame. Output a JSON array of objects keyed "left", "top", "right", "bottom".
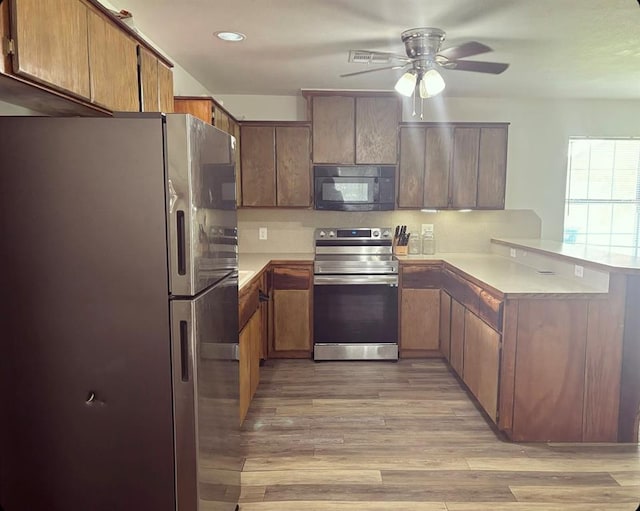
[
  {"left": 398, "top": 253, "right": 608, "bottom": 296},
  {"left": 240, "top": 251, "right": 607, "bottom": 296},
  {"left": 492, "top": 238, "right": 640, "bottom": 273}
]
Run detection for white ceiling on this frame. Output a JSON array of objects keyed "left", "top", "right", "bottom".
[{"left": 112, "top": 0, "right": 640, "bottom": 99}]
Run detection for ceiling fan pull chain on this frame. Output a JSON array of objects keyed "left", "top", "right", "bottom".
[
  {"left": 412, "top": 89, "right": 417, "bottom": 117},
  {"left": 420, "top": 97, "right": 424, "bottom": 120}
]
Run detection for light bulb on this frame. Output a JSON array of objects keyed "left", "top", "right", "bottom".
[
  {"left": 419, "top": 69, "right": 446, "bottom": 98},
  {"left": 394, "top": 71, "right": 417, "bottom": 97}
]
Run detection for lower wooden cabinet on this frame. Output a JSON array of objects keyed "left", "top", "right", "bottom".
[
  {"left": 462, "top": 309, "right": 501, "bottom": 421},
  {"left": 270, "top": 264, "right": 313, "bottom": 358},
  {"left": 400, "top": 288, "right": 440, "bottom": 356},
  {"left": 449, "top": 299, "right": 465, "bottom": 375},
  {"left": 439, "top": 290, "right": 452, "bottom": 361},
  {"left": 239, "top": 309, "right": 261, "bottom": 423}
]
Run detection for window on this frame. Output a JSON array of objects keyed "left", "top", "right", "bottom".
[{"left": 564, "top": 138, "right": 640, "bottom": 256}]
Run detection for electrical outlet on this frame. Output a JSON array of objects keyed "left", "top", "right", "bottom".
[
  {"left": 574, "top": 264, "right": 584, "bottom": 278},
  {"left": 421, "top": 224, "right": 434, "bottom": 236},
  {"left": 510, "top": 248, "right": 516, "bottom": 258},
  {"left": 259, "top": 227, "right": 268, "bottom": 240}
]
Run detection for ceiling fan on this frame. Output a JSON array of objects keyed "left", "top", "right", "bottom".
[{"left": 341, "top": 28, "right": 509, "bottom": 100}]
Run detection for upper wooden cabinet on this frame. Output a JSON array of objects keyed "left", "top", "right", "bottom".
[
  {"left": 307, "top": 93, "right": 400, "bottom": 165},
  {"left": 240, "top": 122, "right": 312, "bottom": 208},
  {"left": 173, "top": 97, "right": 214, "bottom": 124},
  {"left": 87, "top": 10, "right": 139, "bottom": 111},
  {"left": 139, "top": 47, "right": 174, "bottom": 112},
  {"left": 398, "top": 123, "right": 508, "bottom": 209},
  {"left": 0, "top": 0, "right": 173, "bottom": 115},
  {"left": 10, "top": 0, "right": 91, "bottom": 99}
]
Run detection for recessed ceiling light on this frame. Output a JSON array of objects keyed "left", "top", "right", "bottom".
[{"left": 215, "top": 31, "right": 245, "bottom": 42}]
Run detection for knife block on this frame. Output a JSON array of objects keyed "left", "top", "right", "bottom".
[{"left": 393, "top": 245, "right": 408, "bottom": 256}]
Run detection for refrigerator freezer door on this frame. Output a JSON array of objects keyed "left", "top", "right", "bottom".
[
  {"left": 166, "top": 114, "right": 238, "bottom": 297},
  {"left": 171, "top": 273, "right": 241, "bottom": 511},
  {"left": 0, "top": 116, "right": 175, "bottom": 511}
]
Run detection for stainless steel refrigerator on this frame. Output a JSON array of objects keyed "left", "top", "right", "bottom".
[{"left": 0, "top": 114, "right": 241, "bottom": 511}]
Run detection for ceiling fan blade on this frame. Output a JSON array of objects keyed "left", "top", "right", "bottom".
[
  {"left": 446, "top": 60, "right": 509, "bottom": 74},
  {"left": 349, "top": 50, "right": 412, "bottom": 63},
  {"left": 340, "top": 64, "right": 408, "bottom": 78},
  {"left": 438, "top": 41, "right": 493, "bottom": 60}
]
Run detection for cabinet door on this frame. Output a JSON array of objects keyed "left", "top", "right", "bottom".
[
  {"left": 240, "top": 126, "right": 276, "bottom": 207},
  {"left": 231, "top": 120, "right": 242, "bottom": 207},
  {"left": 276, "top": 126, "right": 311, "bottom": 207},
  {"left": 173, "top": 98, "right": 214, "bottom": 124},
  {"left": 450, "top": 299, "right": 465, "bottom": 376},
  {"left": 450, "top": 128, "right": 480, "bottom": 208},
  {"left": 87, "top": 10, "right": 139, "bottom": 111},
  {"left": 398, "top": 127, "right": 425, "bottom": 208},
  {"left": 139, "top": 47, "right": 159, "bottom": 111},
  {"left": 312, "top": 96, "right": 355, "bottom": 164},
  {"left": 424, "top": 127, "right": 453, "bottom": 208},
  {"left": 11, "top": 0, "right": 90, "bottom": 99},
  {"left": 355, "top": 96, "right": 399, "bottom": 164},
  {"left": 400, "top": 288, "right": 440, "bottom": 354},
  {"left": 440, "top": 291, "right": 452, "bottom": 361},
  {"left": 271, "top": 265, "right": 312, "bottom": 357},
  {"left": 463, "top": 310, "right": 501, "bottom": 421},
  {"left": 214, "top": 106, "right": 230, "bottom": 134},
  {"left": 157, "top": 61, "right": 174, "bottom": 113},
  {"left": 477, "top": 127, "right": 508, "bottom": 209}
]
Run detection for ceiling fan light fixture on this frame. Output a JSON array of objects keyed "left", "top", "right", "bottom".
[
  {"left": 420, "top": 69, "right": 446, "bottom": 98},
  {"left": 394, "top": 71, "right": 417, "bottom": 97}
]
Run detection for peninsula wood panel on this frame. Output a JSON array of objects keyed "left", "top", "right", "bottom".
[
  {"left": 440, "top": 291, "right": 452, "bottom": 361},
  {"left": 355, "top": 96, "right": 399, "bottom": 164},
  {"left": 450, "top": 128, "right": 480, "bottom": 208},
  {"left": 12, "top": 0, "right": 91, "bottom": 99},
  {"left": 312, "top": 96, "right": 355, "bottom": 164},
  {"left": 619, "top": 274, "right": 640, "bottom": 442},
  {"left": 157, "top": 60, "right": 174, "bottom": 113},
  {"left": 498, "top": 299, "right": 519, "bottom": 433},
  {"left": 139, "top": 47, "right": 159, "bottom": 111},
  {"left": 582, "top": 276, "right": 625, "bottom": 442},
  {"left": 463, "top": 310, "right": 501, "bottom": 422},
  {"left": 449, "top": 299, "right": 465, "bottom": 376},
  {"left": 424, "top": 127, "right": 453, "bottom": 208},
  {"left": 477, "top": 126, "right": 507, "bottom": 208},
  {"left": 241, "top": 126, "right": 276, "bottom": 207},
  {"left": 400, "top": 288, "right": 440, "bottom": 353},
  {"left": 276, "top": 126, "right": 312, "bottom": 207},
  {"left": 87, "top": 10, "right": 139, "bottom": 111},
  {"left": 397, "top": 127, "right": 425, "bottom": 208},
  {"left": 173, "top": 98, "right": 213, "bottom": 124},
  {"left": 512, "top": 299, "right": 588, "bottom": 442},
  {"left": 238, "top": 277, "right": 260, "bottom": 332},
  {"left": 0, "top": 1, "right": 9, "bottom": 73}
]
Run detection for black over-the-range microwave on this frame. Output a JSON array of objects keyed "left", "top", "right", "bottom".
[{"left": 313, "top": 165, "right": 396, "bottom": 211}]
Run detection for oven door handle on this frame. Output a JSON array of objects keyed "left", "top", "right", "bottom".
[{"left": 314, "top": 275, "right": 398, "bottom": 286}]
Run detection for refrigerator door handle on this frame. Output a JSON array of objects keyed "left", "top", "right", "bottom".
[
  {"left": 176, "top": 210, "right": 187, "bottom": 276},
  {"left": 179, "top": 320, "right": 190, "bottom": 381}
]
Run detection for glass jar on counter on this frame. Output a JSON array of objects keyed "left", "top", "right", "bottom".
[
  {"left": 408, "top": 233, "right": 421, "bottom": 254},
  {"left": 422, "top": 234, "right": 436, "bottom": 255}
]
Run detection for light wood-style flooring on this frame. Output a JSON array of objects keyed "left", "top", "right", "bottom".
[{"left": 240, "top": 359, "right": 640, "bottom": 510}]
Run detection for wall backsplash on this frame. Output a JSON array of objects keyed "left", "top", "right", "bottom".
[{"left": 238, "top": 209, "right": 541, "bottom": 254}]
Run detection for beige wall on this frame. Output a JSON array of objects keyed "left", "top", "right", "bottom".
[
  {"left": 221, "top": 94, "right": 640, "bottom": 240},
  {"left": 238, "top": 208, "right": 540, "bottom": 254}
]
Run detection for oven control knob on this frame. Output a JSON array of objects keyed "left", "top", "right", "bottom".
[
  {"left": 329, "top": 230, "right": 336, "bottom": 238},
  {"left": 319, "top": 230, "right": 326, "bottom": 238},
  {"left": 382, "top": 230, "right": 391, "bottom": 238},
  {"left": 372, "top": 230, "right": 380, "bottom": 237}
]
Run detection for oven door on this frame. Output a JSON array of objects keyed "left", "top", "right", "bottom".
[{"left": 313, "top": 274, "right": 398, "bottom": 345}]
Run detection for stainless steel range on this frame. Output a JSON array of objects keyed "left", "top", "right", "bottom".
[{"left": 313, "top": 227, "right": 399, "bottom": 361}]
